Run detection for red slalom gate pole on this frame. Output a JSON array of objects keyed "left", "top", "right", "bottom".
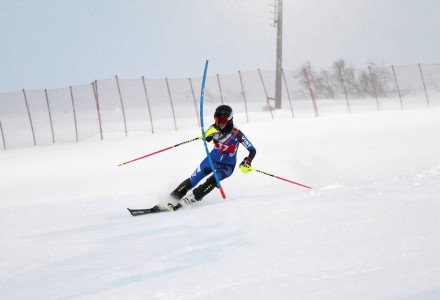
[{"left": 250, "top": 167, "right": 312, "bottom": 189}]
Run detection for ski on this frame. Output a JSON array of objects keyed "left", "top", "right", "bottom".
[
  {"left": 127, "top": 203, "right": 184, "bottom": 216},
  {"left": 127, "top": 205, "right": 166, "bottom": 216}
]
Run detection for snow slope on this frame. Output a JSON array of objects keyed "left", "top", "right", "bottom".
[{"left": 1, "top": 108, "right": 440, "bottom": 299}]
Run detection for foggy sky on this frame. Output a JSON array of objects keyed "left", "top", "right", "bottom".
[{"left": 1, "top": 0, "right": 439, "bottom": 92}]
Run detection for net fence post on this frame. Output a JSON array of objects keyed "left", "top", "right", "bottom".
[
  {"left": 22, "top": 89, "right": 36, "bottom": 146},
  {"left": 115, "top": 75, "right": 128, "bottom": 136},
  {"left": 303, "top": 69, "right": 319, "bottom": 117},
  {"left": 338, "top": 66, "right": 351, "bottom": 114},
  {"left": 141, "top": 76, "right": 155, "bottom": 134},
  {"left": 418, "top": 63, "right": 430, "bottom": 107},
  {"left": 217, "top": 74, "right": 225, "bottom": 105},
  {"left": 282, "top": 68, "right": 294, "bottom": 118},
  {"left": 44, "top": 89, "right": 55, "bottom": 143},
  {"left": 92, "top": 81, "right": 103, "bottom": 140},
  {"left": 69, "top": 86, "right": 79, "bottom": 142},
  {"left": 165, "top": 78, "right": 177, "bottom": 130},
  {"left": 238, "top": 71, "right": 249, "bottom": 123},
  {"left": 0, "top": 120, "right": 5, "bottom": 150},
  {"left": 258, "top": 68, "right": 274, "bottom": 119},
  {"left": 188, "top": 77, "right": 200, "bottom": 127},
  {"left": 391, "top": 65, "right": 404, "bottom": 110},
  {"left": 368, "top": 66, "right": 380, "bottom": 111}
]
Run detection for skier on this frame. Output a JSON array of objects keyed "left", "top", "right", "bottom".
[{"left": 168, "top": 104, "right": 256, "bottom": 211}]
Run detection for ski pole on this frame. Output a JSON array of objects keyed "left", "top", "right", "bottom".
[
  {"left": 247, "top": 166, "right": 312, "bottom": 189},
  {"left": 118, "top": 127, "right": 217, "bottom": 166}
]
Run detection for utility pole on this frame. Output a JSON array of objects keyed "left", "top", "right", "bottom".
[{"left": 272, "top": 0, "right": 283, "bottom": 109}]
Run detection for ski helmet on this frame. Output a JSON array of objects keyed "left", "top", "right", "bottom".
[{"left": 214, "top": 105, "right": 233, "bottom": 132}]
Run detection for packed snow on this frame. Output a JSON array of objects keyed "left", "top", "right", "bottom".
[{"left": 1, "top": 107, "right": 440, "bottom": 299}]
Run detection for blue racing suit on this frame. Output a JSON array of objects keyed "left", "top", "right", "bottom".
[{"left": 190, "top": 124, "right": 256, "bottom": 187}]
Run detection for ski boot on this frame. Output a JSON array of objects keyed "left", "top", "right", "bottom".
[{"left": 168, "top": 193, "right": 197, "bottom": 211}]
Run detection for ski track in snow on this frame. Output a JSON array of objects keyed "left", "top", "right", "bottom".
[{"left": 1, "top": 108, "right": 440, "bottom": 299}]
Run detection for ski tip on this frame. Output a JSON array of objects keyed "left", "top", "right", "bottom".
[
  {"left": 167, "top": 203, "right": 183, "bottom": 212},
  {"left": 167, "top": 203, "right": 175, "bottom": 212}
]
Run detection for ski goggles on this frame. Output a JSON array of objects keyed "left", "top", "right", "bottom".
[{"left": 214, "top": 116, "right": 231, "bottom": 125}]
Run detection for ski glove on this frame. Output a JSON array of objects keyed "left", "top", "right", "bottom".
[
  {"left": 204, "top": 127, "right": 218, "bottom": 142},
  {"left": 240, "top": 157, "right": 253, "bottom": 173}
]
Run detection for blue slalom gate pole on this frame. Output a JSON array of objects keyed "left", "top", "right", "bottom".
[{"left": 199, "top": 60, "right": 226, "bottom": 199}]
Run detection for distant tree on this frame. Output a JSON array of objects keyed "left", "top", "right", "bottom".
[
  {"left": 333, "top": 59, "right": 362, "bottom": 98},
  {"left": 318, "top": 69, "right": 336, "bottom": 99},
  {"left": 294, "top": 61, "right": 316, "bottom": 98},
  {"left": 294, "top": 59, "right": 397, "bottom": 99},
  {"left": 310, "top": 73, "right": 327, "bottom": 99},
  {"left": 295, "top": 61, "right": 336, "bottom": 99},
  {"left": 368, "top": 62, "right": 394, "bottom": 97},
  {"left": 358, "top": 70, "right": 374, "bottom": 97}
]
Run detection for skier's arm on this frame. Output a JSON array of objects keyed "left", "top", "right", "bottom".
[{"left": 237, "top": 131, "right": 256, "bottom": 163}]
